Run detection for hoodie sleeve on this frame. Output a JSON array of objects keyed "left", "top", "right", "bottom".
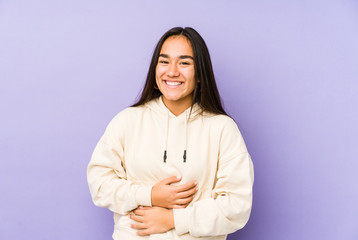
[
  {"left": 87, "top": 110, "right": 152, "bottom": 214},
  {"left": 173, "top": 117, "right": 254, "bottom": 237}
]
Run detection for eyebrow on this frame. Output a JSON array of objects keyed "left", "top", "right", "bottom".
[{"left": 159, "top": 54, "right": 194, "bottom": 60}]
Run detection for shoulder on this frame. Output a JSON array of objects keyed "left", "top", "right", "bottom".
[
  {"left": 107, "top": 105, "right": 146, "bottom": 129},
  {"left": 114, "top": 105, "right": 147, "bottom": 119},
  {"left": 206, "top": 115, "right": 248, "bottom": 155},
  {"left": 210, "top": 114, "right": 236, "bottom": 124},
  {"left": 101, "top": 105, "right": 147, "bottom": 143},
  {"left": 201, "top": 113, "right": 238, "bottom": 130}
]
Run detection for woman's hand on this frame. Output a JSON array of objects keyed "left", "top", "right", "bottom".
[
  {"left": 151, "top": 176, "right": 198, "bottom": 209},
  {"left": 130, "top": 206, "right": 174, "bottom": 236}
]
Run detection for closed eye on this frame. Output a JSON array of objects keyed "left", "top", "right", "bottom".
[{"left": 180, "top": 62, "right": 190, "bottom": 65}]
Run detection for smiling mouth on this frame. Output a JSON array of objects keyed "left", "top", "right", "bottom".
[{"left": 164, "top": 80, "right": 183, "bottom": 86}]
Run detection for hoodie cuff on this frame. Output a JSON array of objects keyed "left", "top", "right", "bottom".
[
  {"left": 173, "top": 208, "right": 190, "bottom": 235},
  {"left": 135, "top": 185, "right": 153, "bottom": 207}
]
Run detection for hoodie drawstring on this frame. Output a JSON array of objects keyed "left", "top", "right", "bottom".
[
  {"left": 183, "top": 111, "right": 188, "bottom": 162},
  {"left": 163, "top": 110, "right": 189, "bottom": 163},
  {"left": 163, "top": 111, "right": 169, "bottom": 163}
]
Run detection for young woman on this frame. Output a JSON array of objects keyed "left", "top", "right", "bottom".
[{"left": 87, "top": 27, "right": 254, "bottom": 239}]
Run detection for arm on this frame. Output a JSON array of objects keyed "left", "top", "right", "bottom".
[
  {"left": 129, "top": 177, "right": 198, "bottom": 236},
  {"left": 87, "top": 112, "right": 152, "bottom": 214},
  {"left": 87, "top": 111, "right": 198, "bottom": 215},
  {"left": 151, "top": 176, "right": 198, "bottom": 209},
  {"left": 130, "top": 206, "right": 175, "bottom": 236},
  {"left": 173, "top": 118, "right": 254, "bottom": 237},
  {"left": 128, "top": 178, "right": 198, "bottom": 236}
]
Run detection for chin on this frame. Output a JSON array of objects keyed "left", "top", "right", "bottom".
[{"left": 163, "top": 96, "right": 182, "bottom": 102}]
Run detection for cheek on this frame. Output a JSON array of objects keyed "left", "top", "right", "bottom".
[
  {"left": 156, "top": 66, "right": 166, "bottom": 77},
  {"left": 155, "top": 68, "right": 161, "bottom": 84},
  {"left": 186, "top": 70, "right": 196, "bottom": 88}
]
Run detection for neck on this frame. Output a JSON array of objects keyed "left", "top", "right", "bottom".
[{"left": 162, "top": 95, "right": 192, "bottom": 116}]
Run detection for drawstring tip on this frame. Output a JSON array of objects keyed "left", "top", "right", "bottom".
[
  {"left": 163, "top": 150, "right": 167, "bottom": 163},
  {"left": 183, "top": 150, "right": 187, "bottom": 163}
]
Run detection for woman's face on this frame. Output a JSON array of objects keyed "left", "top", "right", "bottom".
[{"left": 156, "top": 36, "right": 196, "bottom": 109}]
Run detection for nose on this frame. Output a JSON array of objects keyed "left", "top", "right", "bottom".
[{"left": 166, "top": 63, "right": 179, "bottom": 77}]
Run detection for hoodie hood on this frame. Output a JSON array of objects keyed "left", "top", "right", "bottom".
[
  {"left": 144, "top": 96, "right": 203, "bottom": 120},
  {"left": 144, "top": 96, "right": 203, "bottom": 163}
]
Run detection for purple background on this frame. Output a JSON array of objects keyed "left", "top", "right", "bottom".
[{"left": 1, "top": 1, "right": 357, "bottom": 239}]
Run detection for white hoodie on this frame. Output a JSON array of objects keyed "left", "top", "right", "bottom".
[{"left": 87, "top": 96, "right": 254, "bottom": 240}]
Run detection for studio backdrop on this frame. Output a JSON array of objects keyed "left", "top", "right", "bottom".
[{"left": 0, "top": 0, "right": 357, "bottom": 239}]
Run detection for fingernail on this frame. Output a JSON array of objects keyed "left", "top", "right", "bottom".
[
  {"left": 139, "top": 205, "right": 143, "bottom": 209},
  {"left": 177, "top": 176, "right": 181, "bottom": 180}
]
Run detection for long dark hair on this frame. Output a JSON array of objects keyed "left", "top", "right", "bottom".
[{"left": 132, "top": 27, "right": 227, "bottom": 116}]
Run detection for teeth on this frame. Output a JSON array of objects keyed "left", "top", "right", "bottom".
[{"left": 166, "top": 81, "right": 182, "bottom": 86}]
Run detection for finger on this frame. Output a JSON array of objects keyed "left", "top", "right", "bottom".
[
  {"left": 161, "top": 175, "right": 182, "bottom": 185},
  {"left": 175, "top": 181, "right": 197, "bottom": 193},
  {"left": 176, "top": 195, "right": 195, "bottom": 205},
  {"left": 140, "top": 206, "right": 151, "bottom": 210},
  {"left": 131, "top": 222, "right": 146, "bottom": 230},
  {"left": 137, "top": 229, "right": 151, "bottom": 236},
  {"left": 129, "top": 214, "right": 144, "bottom": 223},
  {"left": 133, "top": 209, "right": 145, "bottom": 216},
  {"left": 172, "top": 204, "right": 186, "bottom": 209},
  {"left": 133, "top": 206, "right": 152, "bottom": 215},
  {"left": 177, "top": 185, "right": 198, "bottom": 199}
]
